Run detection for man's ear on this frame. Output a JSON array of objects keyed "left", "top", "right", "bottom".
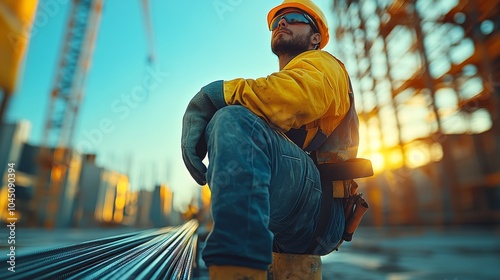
[{"left": 311, "top": 33, "right": 321, "bottom": 47}]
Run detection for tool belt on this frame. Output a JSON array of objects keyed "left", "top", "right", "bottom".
[
  {"left": 306, "top": 158, "right": 373, "bottom": 253},
  {"left": 316, "top": 158, "right": 373, "bottom": 197}
]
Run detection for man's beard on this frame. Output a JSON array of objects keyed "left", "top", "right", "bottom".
[{"left": 272, "top": 31, "right": 314, "bottom": 57}]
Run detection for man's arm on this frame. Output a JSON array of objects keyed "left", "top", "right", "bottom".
[
  {"left": 181, "top": 81, "right": 226, "bottom": 185},
  {"left": 223, "top": 51, "right": 350, "bottom": 132}
]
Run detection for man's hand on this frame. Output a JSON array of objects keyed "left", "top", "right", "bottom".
[{"left": 181, "top": 80, "right": 226, "bottom": 185}]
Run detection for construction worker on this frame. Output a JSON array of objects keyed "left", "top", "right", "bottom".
[{"left": 181, "top": 0, "right": 359, "bottom": 278}]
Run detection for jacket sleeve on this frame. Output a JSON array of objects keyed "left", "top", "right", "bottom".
[{"left": 223, "top": 51, "right": 349, "bottom": 132}]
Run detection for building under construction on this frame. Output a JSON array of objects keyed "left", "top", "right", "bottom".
[
  {"left": 1, "top": 0, "right": 499, "bottom": 228},
  {"left": 330, "top": 0, "right": 500, "bottom": 225}
]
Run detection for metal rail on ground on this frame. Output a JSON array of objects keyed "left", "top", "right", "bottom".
[{"left": 0, "top": 220, "right": 199, "bottom": 280}]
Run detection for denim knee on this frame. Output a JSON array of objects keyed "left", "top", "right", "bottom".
[{"left": 210, "top": 105, "right": 260, "bottom": 127}]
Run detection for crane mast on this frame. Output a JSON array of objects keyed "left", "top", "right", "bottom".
[
  {"left": 35, "top": 0, "right": 103, "bottom": 227},
  {"left": 33, "top": 0, "right": 155, "bottom": 228}
]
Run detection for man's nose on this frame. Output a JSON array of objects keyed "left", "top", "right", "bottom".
[{"left": 277, "top": 17, "right": 288, "bottom": 28}]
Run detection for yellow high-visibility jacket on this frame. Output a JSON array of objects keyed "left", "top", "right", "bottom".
[{"left": 223, "top": 50, "right": 351, "bottom": 150}]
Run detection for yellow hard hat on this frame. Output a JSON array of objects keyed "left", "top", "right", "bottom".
[{"left": 267, "top": 0, "right": 329, "bottom": 49}]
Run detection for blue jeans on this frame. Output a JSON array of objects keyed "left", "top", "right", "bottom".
[{"left": 202, "top": 106, "right": 344, "bottom": 270}]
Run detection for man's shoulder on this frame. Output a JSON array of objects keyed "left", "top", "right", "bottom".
[
  {"left": 292, "top": 50, "right": 346, "bottom": 70},
  {"left": 297, "top": 50, "right": 339, "bottom": 59}
]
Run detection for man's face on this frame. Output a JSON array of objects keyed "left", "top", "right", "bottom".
[{"left": 270, "top": 9, "right": 319, "bottom": 57}]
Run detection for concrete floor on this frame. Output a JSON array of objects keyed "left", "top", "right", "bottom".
[{"left": 320, "top": 226, "right": 500, "bottom": 280}]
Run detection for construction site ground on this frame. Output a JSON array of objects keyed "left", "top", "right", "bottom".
[{"left": 3, "top": 225, "right": 499, "bottom": 279}]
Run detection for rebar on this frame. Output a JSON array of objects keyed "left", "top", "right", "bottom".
[{"left": 0, "top": 220, "right": 199, "bottom": 280}]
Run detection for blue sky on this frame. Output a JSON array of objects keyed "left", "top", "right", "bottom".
[{"left": 7, "top": 0, "right": 336, "bottom": 209}]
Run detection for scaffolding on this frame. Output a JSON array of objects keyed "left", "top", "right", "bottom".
[{"left": 331, "top": 0, "right": 500, "bottom": 225}]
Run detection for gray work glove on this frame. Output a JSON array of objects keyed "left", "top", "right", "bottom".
[{"left": 181, "top": 80, "right": 226, "bottom": 185}]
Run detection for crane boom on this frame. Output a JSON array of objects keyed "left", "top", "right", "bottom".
[{"left": 141, "top": 0, "right": 156, "bottom": 64}]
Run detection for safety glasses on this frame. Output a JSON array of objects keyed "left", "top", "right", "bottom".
[{"left": 269, "top": 12, "right": 319, "bottom": 33}]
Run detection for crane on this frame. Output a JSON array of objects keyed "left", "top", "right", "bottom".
[{"left": 34, "top": 0, "right": 156, "bottom": 227}]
